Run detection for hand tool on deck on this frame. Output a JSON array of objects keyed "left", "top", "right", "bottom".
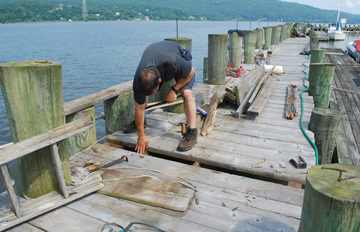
[
  {"left": 145, "top": 94, "right": 186, "bottom": 111},
  {"left": 89, "top": 155, "right": 129, "bottom": 172},
  {"left": 290, "top": 155, "right": 307, "bottom": 169}
]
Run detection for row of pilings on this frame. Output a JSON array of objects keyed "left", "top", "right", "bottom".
[{"left": 204, "top": 23, "right": 294, "bottom": 85}]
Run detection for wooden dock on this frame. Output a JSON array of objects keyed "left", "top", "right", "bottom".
[
  {"left": 5, "top": 37, "right": 316, "bottom": 231},
  {"left": 326, "top": 48, "right": 360, "bottom": 166}
]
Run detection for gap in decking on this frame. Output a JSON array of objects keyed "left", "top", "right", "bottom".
[{"left": 118, "top": 145, "right": 291, "bottom": 187}]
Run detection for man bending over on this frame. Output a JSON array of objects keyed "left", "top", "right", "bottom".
[{"left": 123, "top": 41, "right": 197, "bottom": 154}]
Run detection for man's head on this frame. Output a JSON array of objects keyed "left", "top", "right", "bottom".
[{"left": 138, "top": 67, "right": 161, "bottom": 96}]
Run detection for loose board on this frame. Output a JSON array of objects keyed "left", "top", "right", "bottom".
[{"left": 96, "top": 169, "right": 195, "bottom": 212}]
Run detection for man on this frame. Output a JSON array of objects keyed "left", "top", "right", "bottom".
[{"left": 123, "top": 41, "right": 197, "bottom": 154}]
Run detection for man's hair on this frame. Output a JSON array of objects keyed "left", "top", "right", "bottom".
[{"left": 138, "top": 67, "right": 160, "bottom": 95}]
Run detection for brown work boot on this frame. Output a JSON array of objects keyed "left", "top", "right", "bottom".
[
  {"left": 123, "top": 117, "right": 146, "bottom": 134},
  {"left": 177, "top": 127, "right": 197, "bottom": 151}
]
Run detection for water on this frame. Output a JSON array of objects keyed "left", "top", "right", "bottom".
[
  {"left": 0, "top": 21, "right": 359, "bottom": 193},
  {"left": 321, "top": 32, "right": 360, "bottom": 52}
]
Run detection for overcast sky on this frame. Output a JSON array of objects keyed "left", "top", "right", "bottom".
[{"left": 282, "top": 0, "right": 360, "bottom": 15}]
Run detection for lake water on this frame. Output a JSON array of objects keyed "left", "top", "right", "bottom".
[{"left": 0, "top": 21, "right": 359, "bottom": 193}]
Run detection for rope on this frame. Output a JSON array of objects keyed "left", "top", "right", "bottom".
[{"left": 300, "top": 54, "right": 319, "bottom": 165}]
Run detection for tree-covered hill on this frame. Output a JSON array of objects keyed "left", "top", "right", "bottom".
[{"left": 1, "top": 0, "right": 359, "bottom": 24}]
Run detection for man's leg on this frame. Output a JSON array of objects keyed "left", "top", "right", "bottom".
[
  {"left": 181, "top": 89, "right": 196, "bottom": 129},
  {"left": 177, "top": 89, "right": 197, "bottom": 151}
]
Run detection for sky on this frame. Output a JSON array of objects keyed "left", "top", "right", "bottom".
[{"left": 282, "top": 0, "right": 360, "bottom": 15}]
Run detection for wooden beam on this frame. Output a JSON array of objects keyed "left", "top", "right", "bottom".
[
  {"left": 235, "top": 85, "right": 256, "bottom": 118},
  {"left": 64, "top": 81, "right": 133, "bottom": 115},
  {"left": 248, "top": 65, "right": 276, "bottom": 105},
  {"left": 286, "top": 85, "right": 299, "bottom": 119},
  {"left": 50, "top": 144, "right": 69, "bottom": 199},
  {"left": 201, "top": 91, "right": 219, "bottom": 136},
  {"left": 0, "top": 116, "right": 94, "bottom": 166},
  {"left": 0, "top": 164, "right": 22, "bottom": 218},
  {"left": 230, "top": 64, "right": 265, "bottom": 105},
  {"left": 247, "top": 76, "right": 278, "bottom": 116}
]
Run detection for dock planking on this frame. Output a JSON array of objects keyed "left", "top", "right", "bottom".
[
  {"left": 108, "top": 37, "right": 316, "bottom": 184},
  {"left": 20, "top": 144, "right": 302, "bottom": 231},
  {"left": 325, "top": 48, "right": 360, "bottom": 166},
  {"left": 7, "top": 37, "right": 314, "bottom": 231}
]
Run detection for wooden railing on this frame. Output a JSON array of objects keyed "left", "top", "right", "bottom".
[{"left": 0, "top": 116, "right": 104, "bottom": 231}]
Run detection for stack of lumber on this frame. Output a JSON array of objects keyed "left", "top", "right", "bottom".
[
  {"left": 200, "top": 64, "right": 281, "bottom": 136},
  {"left": 222, "top": 64, "right": 278, "bottom": 118}
]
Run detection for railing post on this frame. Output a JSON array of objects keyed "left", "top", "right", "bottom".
[
  {"left": 0, "top": 164, "right": 22, "bottom": 217},
  {"left": 50, "top": 144, "right": 69, "bottom": 198}
]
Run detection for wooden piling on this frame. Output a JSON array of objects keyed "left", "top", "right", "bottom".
[
  {"left": 203, "top": 57, "right": 208, "bottom": 83},
  {"left": 279, "top": 25, "right": 285, "bottom": 42},
  {"left": 228, "top": 31, "right": 243, "bottom": 68},
  {"left": 208, "top": 34, "right": 228, "bottom": 84},
  {"left": 299, "top": 164, "right": 360, "bottom": 232},
  {"left": 308, "top": 63, "right": 335, "bottom": 108},
  {"left": 308, "top": 108, "right": 341, "bottom": 164},
  {"left": 287, "top": 23, "right": 292, "bottom": 38},
  {"left": 165, "top": 38, "right": 192, "bottom": 52},
  {"left": 310, "top": 49, "right": 325, "bottom": 64},
  {"left": 243, "top": 30, "right": 257, "bottom": 64},
  {"left": 104, "top": 90, "right": 135, "bottom": 134},
  {"left": 310, "top": 36, "right": 320, "bottom": 50},
  {"left": 271, "top": 26, "right": 281, "bottom": 45},
  {"left": 66, "top": 107, "right": 96, "bottom": 157},
  {"left": 263, "top": 27, "right": 272, "bottom": 50},
  {"left": 255, "top": 28, "right": 263, "bottom": 50},
  {"left": 0, "top": 60, "right": 71, "bottom": 198}
]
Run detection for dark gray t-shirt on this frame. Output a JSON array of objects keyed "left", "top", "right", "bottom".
[{"left": 133, "top": 41, "right": 192, "bottom": 104}]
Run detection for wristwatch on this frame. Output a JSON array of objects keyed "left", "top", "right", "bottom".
[{"left": 171, "top": 86, "right": 179, "bottom": 94}]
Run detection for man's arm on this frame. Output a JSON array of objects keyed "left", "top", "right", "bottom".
[
  {"left": 165, "top": 67, "right": 195, "bottom": 103},
  {"left": 134, "top": 101, "right": 148, "bottom": 154}
]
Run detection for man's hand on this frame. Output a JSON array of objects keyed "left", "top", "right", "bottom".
[
  {"left": 165, "top": 89, "right": 178, "bottom": 103},
  {"left": 135, "top": 135, "right": 149, "bottom": 154}
]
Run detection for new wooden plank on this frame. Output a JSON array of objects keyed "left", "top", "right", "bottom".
[
  {"left": 64, "top": 81, "right": 133, "bottom": 115},
  {"left": 0, "top": 116, "right": 94, "bottom": 165},
  {"left": 247, "top": 76, "right": 278, "bottom": 116}
]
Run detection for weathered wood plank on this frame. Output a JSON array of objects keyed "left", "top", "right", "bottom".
[
  {"left": 50, "top": 144, "right": 69, "bottom": 199},
  {"left": 0, "top": 164, "right": 22, "bottom": 218},
  {"left": 286, "top": 85, "right": 298, "bottom": 119},
  {"left": 70, "top": 144, "right": 305, "bottom": 206},
  {"left": 0, "top": 174, "right": 103, "bottom": 231},
  {"left": 96, "top": 169, "right": 195, "bottom": 212},
  {"left": 107, "top": 130, "right": 311, "bottom": 184},
  {"left": 64, "top": 81, "right": 133, "bottom": 115},
  {"left": 0, "top": 116, "right": 93, "bottom": 165}
]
